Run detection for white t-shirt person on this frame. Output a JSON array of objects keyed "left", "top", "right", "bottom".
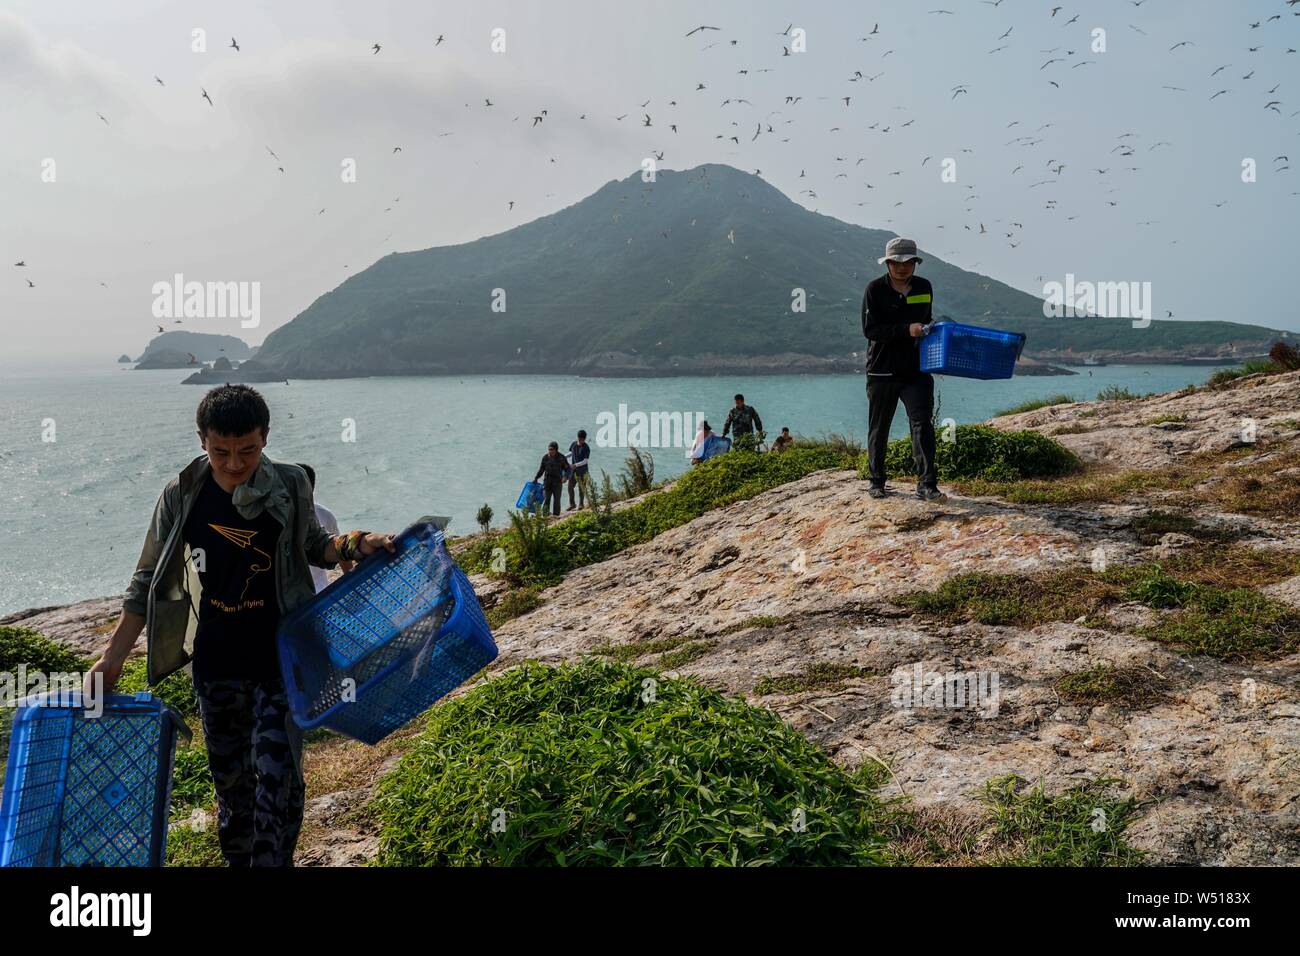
[{"left": 311, "top": 502, "right": 340, "bottom": 593}]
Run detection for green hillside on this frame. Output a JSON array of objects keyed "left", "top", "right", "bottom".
[{"left": 254, "top": 164, "right": 1281, "bottom": 376}]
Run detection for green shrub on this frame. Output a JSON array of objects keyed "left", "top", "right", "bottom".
[
  {"left": 486, "top": 588, "right": 544, "bottom": 629},
  {"left": 994, "top": 394, "right": 1076, "bottom": 417},
  {"left": 475, "top": 504, "right": 493, "bottom": 534},
  {"left": 0, "top": 625, "right": 89, "bottom": 674},
  {"left": 863, "top": 425, "right": 1081, "bottom": 483},
  {"left": 1097, "top": 384, "right": 1141, "bottom": 401},
  {"left": 373, "top": 660, "right": 888, "bottom": 866},
  {"left": 466, "top": 446, "right": 853, "bottom": 585},
  {"left": 618, "top": 447, "right": 656, "bottom": 498},
  {"left": 116, "top": 656, "right": 200, "bottom": 718}
]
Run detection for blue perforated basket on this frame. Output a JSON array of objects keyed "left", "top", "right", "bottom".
[
  {"left": 919, "top": 319, "right": 1027, "bottom": 380},
  {"left": 515, "top": 481, "right": 544, "bottom": 510},
  {"left": 276, "top": 522, "right": 498, "bottom": 745},
  {"left": 0, "top": 691, "right": 190, "bottom": 867}
]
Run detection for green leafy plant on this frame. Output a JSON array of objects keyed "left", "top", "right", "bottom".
[
  {"left": 865, "top": 425, "right": 1081, "bottom": 483},
  {"left": 618, "top": 446, "right": 656, "bottom": 497},
  {"left": 372, "top": 660, "right": 889, "bottom": 866},
  {"left": 475, "top": 504, "right": 493, "bottom": 535},
  {"left": 981, "top": 776, "right": 1144, "bottom": 866}
]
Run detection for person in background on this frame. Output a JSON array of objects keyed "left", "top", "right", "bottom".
[
  {"left": 567, "top": 429, "right": 591, "bottom": 511},
  {"left": 770, "top": 427, "right": 794, "bottom": 453},
  {"left": 86, "top": 384, "right": 396, "bottom": 868},
  {"left": 689, "top": 421, "right": 732, "bottom": 464},
  {"left": 861, "top": 236, "right": 945, "bottom": 502},
  {"left": 534, "top": 441, "right": 573, "bottom": 517},
  {"left": 297, "top": 464, "right": 354, "bottom": 592},
  {"left": 722, "top": 393, "right": 763, "bottom": 443}
]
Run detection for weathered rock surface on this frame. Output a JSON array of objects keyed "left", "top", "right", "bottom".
[
  {"left": 9, "top": 369, "right": 1299, "bottom": 866},
  {"left": 987, "top": 368, "right": 1300, "bottom": 469}
]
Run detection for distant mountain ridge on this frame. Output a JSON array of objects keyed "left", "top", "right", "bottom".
[
  {"left": 135, "top": 331, "right": 254, "bottom": 364},
  {"left": 253, "top": 164, "right": 1283, "bottom": 377}
]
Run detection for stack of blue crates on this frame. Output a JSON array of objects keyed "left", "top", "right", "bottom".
[
  {"left": 0, "top": 691, "right": 190, "bottom": 867},
  {"left": 919, "top": 319, "right": 1027, "bottom": 380},
  {"left": 276, "top": 521, "right": 498, "bottom": 745}
]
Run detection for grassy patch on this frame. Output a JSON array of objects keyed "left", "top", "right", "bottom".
[
  {"left": 169, "top": 741, "right": 216, "bottom": 811},
  {"left": 1196, "top": 444, "right": 1300, "bottom": 518},
  {"left": 981, "top": 776, "right": 1144, "bottom": 866},
  {"left": 865, "top": 425, "right": 1082, "bottom": 483},
  {"left": 372, "top": 660, "right": 890, "bottom": 866},
  {"left": 591, "top": 635, "right": 692, "bottom": 663},
  {"left": 658, "top": 640, "right": 718, "bottom": 670},
  {"left": 116, "top": 656, "right": 200, "bottom": 718},
  {"left": 459, "top": 446, "right": 854, "bottom": 585},
  {"left": 1053, "top": 665, "right": 1166, "bottom": 710},
  {"left": 1129, "top": 509, "right": 1236, "bottom": 544},
  {"left": 901, "top": 554, "right": 1300, "bottom": 659},
  {"left": 718, "top": 615, "right": 785, "bottom": 636},
  {"left": 1206, "top": 359, "right": 1284, "bottom": 387},
  {"left": 994, "top": 394, "right": 1076, "bottom": 417},
  {"left": 165, "top": 823, "right": 226, "bottom": 867},
  {"left": 1050, "top": 423, "right": 1091, "bottom": 436},
  {"left": 486, "top": 587, "right": 544, "bottom": 629},
  {"left": 1145, "top": 413, "right": 1187, "bottom": 426},
  {"left": 1096, "top": 384, "right": 1144, "bottom": 401},
  {"left": 753, "top": 662, "right": 877, "bottom": 697}
]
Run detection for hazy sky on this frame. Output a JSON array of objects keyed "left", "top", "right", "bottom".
[{"left": 2, "top": 0, "right": 1297, "bottom": 362}]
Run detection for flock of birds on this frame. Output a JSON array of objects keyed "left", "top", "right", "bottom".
[{"left": 13, "top": 3, "right": 1300, "bottom": 335}]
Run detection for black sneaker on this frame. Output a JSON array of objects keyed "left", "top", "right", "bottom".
[
  {"left": 867, "top": 485, "right": 888, "bottom": 499},
  {"left": 916, "top": 486, "right": 948, "bottom": 502}
]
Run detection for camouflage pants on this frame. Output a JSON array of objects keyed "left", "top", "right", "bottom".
[{"left": 194, "top": 677, "right": 305, "bottom": 867}]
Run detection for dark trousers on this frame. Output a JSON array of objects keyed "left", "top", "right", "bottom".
[
  {"left": 866, "top": 373, "right": 938, "bottom": 489},
  {"left": 567, "top": 470, "right": 589, "bottom": 508},
  {"left": 542, "top": 477, "right": 564, "bottom": 516},
  {"left": 194, "top": 676, "right": 305, "bottom": 867}
]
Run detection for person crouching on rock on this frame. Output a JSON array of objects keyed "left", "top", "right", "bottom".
[
  {"left": 85, "top": 383, "right": 397, "bottom": 867},
  {"left": 534, "top": 441, "right": 573, "bottom": 517},
  {"left": 861, "top": 237, "right": 946, "bottom": 502}
]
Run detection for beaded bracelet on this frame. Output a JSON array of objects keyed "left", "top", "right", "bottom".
[{"left": 334, "top": 530, "right": 367, "bottom": 562}]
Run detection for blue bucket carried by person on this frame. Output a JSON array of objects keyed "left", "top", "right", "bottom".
[
  {"left": 919, "top": 317, "right": 1026, "bottom": 380},
  {"left": 515, "top": 480, "right": 544, "bottom": 511},
  {"left": 275, "top": 519, "right": 497, "bottom": 745},
  {"left": 0, "top": 691, "right": 191, "bottom": 867}
]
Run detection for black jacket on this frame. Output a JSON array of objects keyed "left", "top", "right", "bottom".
[
  {"left": 861, "top": 273, "right": 933, "bottom": 376},
  {"left": 535, "top": 452, "right": 573, "bottom": 484}
]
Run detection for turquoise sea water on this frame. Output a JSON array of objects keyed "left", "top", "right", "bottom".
[{"left": 0, "top": 360, "right": 1234, "bottom": 615}]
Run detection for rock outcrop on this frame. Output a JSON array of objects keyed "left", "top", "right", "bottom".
[{"left": 7, "top": 369, "right": 1298, "bottom": 866}]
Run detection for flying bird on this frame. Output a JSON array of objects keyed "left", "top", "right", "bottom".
[
  {"left": 229, "top": 37, "right": 239, "bottom": 52},
  {"left": 685, "top": 26, "right": 720, "bottom": 37},
  {"left": 201, "top": 88, "right": 213, "bottom": 106}
]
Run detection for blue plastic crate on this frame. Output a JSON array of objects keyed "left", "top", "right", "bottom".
[
  {"left": 515, "top": 481, "right": 544, "bottom": 510},
  {"left": 0, "top": 691, "right": 190, "bottom": 867},
  {"left": 277, "top": 522, "right": 498, "bottom": 745},
  {"left": 919, "top": 319, "right": 1027, "bottom": 380}
]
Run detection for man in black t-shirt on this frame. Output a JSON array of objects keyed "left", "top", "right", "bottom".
[{"left": 89, "top": 385, "right": 396, "bottom": 867}]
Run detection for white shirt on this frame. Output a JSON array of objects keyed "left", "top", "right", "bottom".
[{"left": 311, "top": 502, "right": 340, "bottom": 593}]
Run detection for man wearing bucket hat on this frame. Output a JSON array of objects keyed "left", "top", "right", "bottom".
[{"left": 861, "top": 237, "right": 946, "bottom": 502}]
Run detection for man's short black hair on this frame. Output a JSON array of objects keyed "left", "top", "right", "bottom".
[
  {"left": 734, "top": 393, "right": 744, "bottom": 402},
  {"left": 197, "top": 384, "right": 270, "bottom": 437},
  {"left": 577, "top": 429, "right": 587, "bottom": 440},
  {"left": 548, "top": 441, "right": 559, "bottom": 450},
  {"left": 297, "top": 463, "right": 316, "bottom": 489}
]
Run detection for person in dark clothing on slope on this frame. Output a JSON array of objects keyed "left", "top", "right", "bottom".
[
  {"left": 567, "top": 429, "right": 591, "bottom": 511},
  {"left": 722, "top": 394, "right": 763, "bottom": 443},
  {"left": 861, "top": 237, "right": 946, "bottom": 502},
  {"left": 534, "top": 441, "right": 573, "bottom": 517}
]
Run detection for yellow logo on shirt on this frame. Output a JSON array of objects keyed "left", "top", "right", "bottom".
[{"left": 207, "top": 524, "right": 271, "bottom": 607}]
